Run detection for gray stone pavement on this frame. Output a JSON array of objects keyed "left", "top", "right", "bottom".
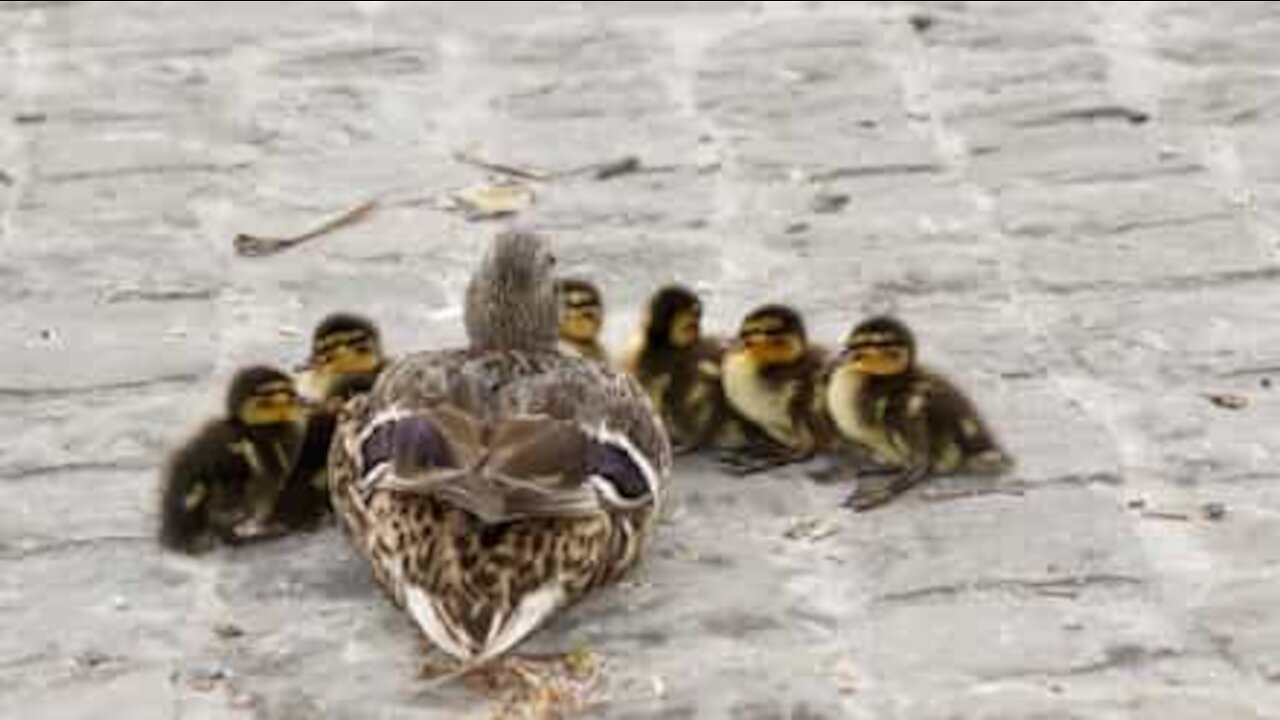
[{"left": 2, "top": 1, "right": 1280, "bottom": 717}]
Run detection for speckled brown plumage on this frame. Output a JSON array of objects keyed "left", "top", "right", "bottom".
[{"left": 327, "top": 231, "right": 670, "bottom": 664}]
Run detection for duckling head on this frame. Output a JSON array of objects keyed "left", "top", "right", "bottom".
[
  {"left": 737, "top": 304, "right": 807, "bottom": 368},
  {"left": 646, "top": 284, "right": 702, "bottom": 350},
  {"left": 228, "top": 366, "right": 304, "bottom": 427},
  {"left": 310, "top": 312, "right": 383, "bottom": 378},
  {"left": 557, "top": 278, "right": 604, "bottom": 344},
  {"left": 841, "top": 315, "right": 915, "bottom": 377},
  {"left": 465, "top": 229, "right": 559, "bottom": 353}
]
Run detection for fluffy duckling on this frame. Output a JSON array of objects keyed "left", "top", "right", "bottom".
[
  {"left": 720, "top": 304, "right": 830, "bottom": 474},
  {"left": 621, "top": 284, "right": 731, "bottom": 454},
  {"left": 158, "top": 366, "right": 304, "bottom": 552},
  {"left": 326, "top": 230, "right": 670, "bottom": 673},
  {"left": 274, "top": 313, "right": 388, "bottom": 530},
  {"left": 298, "top": 312, "right": 386, "bottom": 404},
  {"left": 556, "top": 278, "right": 609, "bottom": 364},
  {"left": 826, "top": 316, "right": 1012, "bottom": 511}
]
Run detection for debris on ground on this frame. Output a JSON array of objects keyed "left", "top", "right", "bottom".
[
  {"left": 453, "top": 150, "right": 549, "bottom": 182},
  {"left": 908, "top": 12, "right": 935, "bottom": 33},
  {"left": 585, "top": 155, "right": 641, "bottom": 181},
  {"left": 178, "top": 661, "right": 233, "bottom": 693},
  {"left": 1139, "top": 510, "right": 1192, "bottom": 522},
  {"left": 453, "top": 148, "right": 647, "bottom": 183},
  {"left": 234, "top": 199, "right": 378, "bottom": 257},
  {"left": 73, "top": 649, "right": 112, "bottom": 671},
  {"left": 783, "top": 515, "right": 840, "bottom": 542},
  {"left": 213, "top": 622, "right": 246, "bottom": 640},
  {"left": 447, "top": 182, "right": 536, "bottom": 220},
  {"left": 421, "top": 648, "right": 606, "bottom": 720},
  {"left": 810, "top": 191, "right": 850, "bottom": 214},
  {"left": 920, "top": 486, "right": 1027, "bottom": 503},
  {"left": 1201, "top": 502, "right": 1228, "bottom": 521},
  {"left": 1203, "top": 392, "right": 1249, "bottom": 410}
]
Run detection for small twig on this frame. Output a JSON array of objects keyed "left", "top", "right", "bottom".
[
  {"left": 234, "top": 199, "right": 378, "bottom": 257},
  {"left": 452, "top": 150, "right": 549, "bottom": 181},
  {"left": 453, "top": 150, "right": 651, "bottom": 183},
  {"left": 920, "top": 487, "right": 1027, "bottom": 503},
  {"left": 1140, "top": 510, "right": 1192, "bottom": 522},
  {"left": 581, "top": 155, "right": 642, "bottom": 180},
  {"left": 1034, "top": 588, "right": 1081, "bottom": 599},
  {"left": 1203, "top": 392, "right": 1249, "bottom": 410}
]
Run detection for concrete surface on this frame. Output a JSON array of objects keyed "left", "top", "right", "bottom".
[{"left": 3, "top": 1, "right": 1280, "bottom": 718}]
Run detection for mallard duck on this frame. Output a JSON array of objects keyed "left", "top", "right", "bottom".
[
  {"left": 720, "top": 304, "right": 831, "bottom": 474},
  {"left": 556, "top": 278, "right": 609, "bottom": 364},
  {"left": 158, "top": 366, "right": 304, "bottom": 553},
  {"left": 275, "top": 313, "right": 389, "bottom": 530},
  {"left": 826, "top": 315, "right": 1012, "bottom": 511},
  {"left": 327, "top": 229, "right": 670, "bottom": 669},
  {"left": 620, "top": 284, "right": 734, "bottom": 454}
]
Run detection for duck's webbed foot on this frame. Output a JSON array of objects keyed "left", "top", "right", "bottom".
[
  {"left": 717, "top": 446, "right": 804, "bottom": 476},
  {"left": 843, "top": 465, "right": 929, "bottom": 512},
  {"left": 806, "top": 456, "right": 856, "bottom": 484}
]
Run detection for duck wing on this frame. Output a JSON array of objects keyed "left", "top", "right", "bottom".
[{"left": 350, "top": 348, "right": 668, "bottom": 522}]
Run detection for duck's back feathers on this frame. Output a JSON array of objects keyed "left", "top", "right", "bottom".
[
  {"left": 329, "top": 348, "right": 669, "bottom": 662},
  {"left": 367, "top": 348, "right": 670, "bottom": 475},
  {"left": 354, "top": 404, "right": 658, "bottom": 523}
]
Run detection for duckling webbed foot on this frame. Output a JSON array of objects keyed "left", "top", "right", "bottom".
[
  {"left": 806, "top": 456, "right": 855, "bottom": 484},
  {"left": 718, "top": 448, "right": 805, "bottom": 476},
  {"left": 843, "top": 466, "right": 929, "bottom": 512}
]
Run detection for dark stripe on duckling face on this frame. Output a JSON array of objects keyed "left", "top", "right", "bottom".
[{"left": 844, "top": 316, "right": 916, "bottom": 376}]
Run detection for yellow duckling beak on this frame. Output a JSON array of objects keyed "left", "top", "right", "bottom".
[
  {"left": 669, "top": 309, "right": 700, "bottom": 348},
  {"left": 849, "top": 345, "right": 911, "bottom": 376},
  {"left": 241, "top": 385, "right": 304, "bottom": 426},
  {"left": 739, "top": 316, "right": 803, "bottom": 366},
  {"left": 560, "top": 308, "right": 602, "bottom": 343},
  {"left": 321, "top": 343, "right": 381, "bottom": 376}
]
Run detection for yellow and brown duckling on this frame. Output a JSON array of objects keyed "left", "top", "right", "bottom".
[
  {"left": 274, "top": 313, "right": 389, "bottom": 530},
  {"left": 556, "top": 278, "right": 609, "bottom": 364},
  {"left": 826, "top": 315, "right": 1012, "bottom": 511},
  {"left": 720, "top": 304, "right": 831, "bottom": 474},
  {"left": 158, "top": 366, "right": 305, "bottom": 553},
  {"left": 327, "top": 230, "right": 670, "bottom": 673},
  {"left": 299, "top": 312, "right": 386, "bottom": 405},
  {"left": 621, "top": 284, "right": 732, "bottom": 454}
]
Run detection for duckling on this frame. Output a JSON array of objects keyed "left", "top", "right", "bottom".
[
  {"left": 720, "top": 304, "right": 830, "bottom": 474},
  {"left": 298, "top": 312, "right": 386, "bottom": 405},
  {"left": 326, "top": 229, "right": 670, "bottom": 673},
  {"left": 158, "top": 366, "right": 304, "bottom": 553},
  {"left": 620, "top": 284, "right": 731, "bottom": 454},
  {"left": 556, "top": 278, "right": 609, "bottom": 364},
  {"left": 274, "top": 313, "right": 388, "bottom": 530},
  {"left": 826, "top": 315, "right": 1012, "bottom": 511}
]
